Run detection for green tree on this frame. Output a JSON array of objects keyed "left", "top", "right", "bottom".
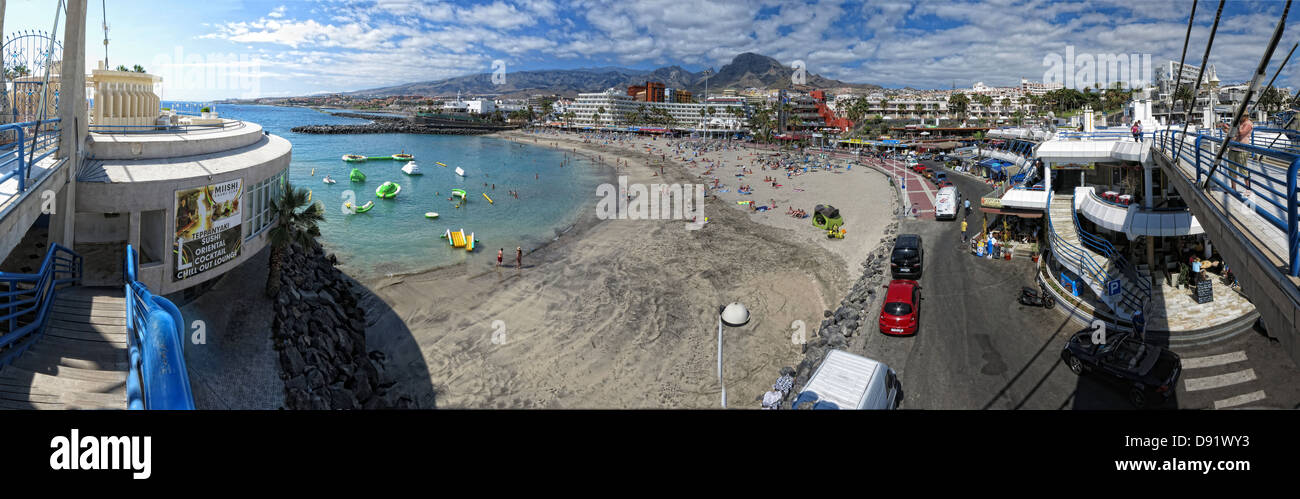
[
  {"left": 265, "top": 181, "right": 326, "bottom": 298},
  {"left": 948, "top": 93, "right": 970, "bottom": 121},
  {"left": 132, "top": 64, "right": 146, "bottom": 73}
]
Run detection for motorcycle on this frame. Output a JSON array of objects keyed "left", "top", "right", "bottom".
[{"left": 1018, "top": 284, "right": 1056, "bottom": 309}]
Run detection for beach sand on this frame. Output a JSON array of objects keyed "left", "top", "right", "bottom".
[{"left": 361, "top": 131, "right": 898, "bottom": 408}]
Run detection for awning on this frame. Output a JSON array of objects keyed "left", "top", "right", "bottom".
[{"left": 979, "top": 206, "right": 1043, "bottom": 218}]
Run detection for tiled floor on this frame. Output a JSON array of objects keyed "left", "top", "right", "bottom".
[{"left": 1146, "top": 275, "right": 1256, "bottom": 331}]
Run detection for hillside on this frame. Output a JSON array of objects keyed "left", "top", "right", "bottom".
[{"left": 347, "top": 53, "right": 878, "bottom": 98}]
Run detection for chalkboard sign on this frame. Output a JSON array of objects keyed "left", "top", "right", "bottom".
[{"left": 1195, "top": 279, "right": 1214, "bottom": 304}]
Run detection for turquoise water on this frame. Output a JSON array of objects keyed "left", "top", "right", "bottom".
[{"left": 209, "top": 104, "right": 605, "bottom": 278}]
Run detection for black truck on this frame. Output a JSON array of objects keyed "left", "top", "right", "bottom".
[{"left": 1060, "top": 328, "right": 1182, "bottom": 408}]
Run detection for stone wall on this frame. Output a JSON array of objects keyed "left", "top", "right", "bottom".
[{"left": 272, "top": 240, "right": 416, "bottom": 409}]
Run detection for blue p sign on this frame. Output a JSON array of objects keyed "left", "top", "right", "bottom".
[{"left": 1107, "top": 279, "right": 1121, "bottom": 296}]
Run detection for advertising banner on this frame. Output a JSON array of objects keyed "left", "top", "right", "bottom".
[{"left": 174, "top": 179, "right": 243, "bottom": 282}]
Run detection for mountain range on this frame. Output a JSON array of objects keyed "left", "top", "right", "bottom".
[{"left": 345, "top": 53, "right": 879, "bottom": 98}]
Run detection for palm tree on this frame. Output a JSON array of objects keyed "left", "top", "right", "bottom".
[
  {"left": 948, "top": 93, "right": 970, "bottom": 122},
  {"left": 265, "top": 181, "right": 326, "bottom": 297}
]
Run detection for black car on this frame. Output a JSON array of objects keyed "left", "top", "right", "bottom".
[
  {"left": 890, "top": 234, "right": 924, "bottom": 279},
  {"left": 1061, "top": 329, "right": 1182, "bottom": 408}
]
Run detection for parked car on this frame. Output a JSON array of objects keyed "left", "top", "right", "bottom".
[
  {"left": 879, "top": 279, "right": 921, "bottom": 336},
  {"left": 1060, "top": 328, "right": 1182, "bottom": 408},
  {"left": 938, "top": 180, "right": 954, "bottom": 188},
  {"left": 890, "top": 234, "right": 924, "bottom": 279},
  {"left": 791, "top": 350, "right": 903, "bottom": 409},
  {"left": 933, "top": 172, "right": 948, "bottom": 185}
]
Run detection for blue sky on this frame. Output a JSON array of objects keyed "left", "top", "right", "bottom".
[{"left": 6, "top": 0, "right": 1298, "bottom": 100}]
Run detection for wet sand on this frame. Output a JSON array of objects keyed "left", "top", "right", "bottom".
[{"left": 361, "top": 131, "right": 897, "bottom": 408}]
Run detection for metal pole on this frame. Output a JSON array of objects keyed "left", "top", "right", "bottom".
[
  {"left": 28, "top": 0, "right": 64, "bottom": 169},
  {"left": 716, "top": 316, "right": 726, "bottom": 408},
  {"left": 1173, "top": 0, "right": 1225, "bottom": 155},
  {"left": 1202, "top": 0, "right": 1289, "bottom": 190}
]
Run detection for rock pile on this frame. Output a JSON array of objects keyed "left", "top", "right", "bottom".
[
  {"left": 290, "top": 123, "right": 504, "bottom": 135},
  {"left": 778, "top": 220, "right": 901, "bottom": 409},
  {"left": 272, "top": 240, "right": 415, "bottom": 409}
]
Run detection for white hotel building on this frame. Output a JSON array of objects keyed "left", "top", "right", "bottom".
[{"left": 568, "top": 89, "right": 747, "bottom": 131}]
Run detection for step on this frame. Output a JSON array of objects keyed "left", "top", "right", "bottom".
[
  {"left": 52, "top": 301, "right": 127, "bottom": 317},
  {"left": 20, "top": 345, "right": 129, "bottom": 370},
  {"left": 27, "top": 335, "right": 128, "bottom": 360},
  {"left": 45, "top": 325, "right": 130, "bottom": 345},
  {"left": 0, "top": 366, "right": 126, "bottom": 395},
  {"left": 48, "top": 318, "right": 127, "bottom": 335},
  {"left": 49, "top": 312, "right": 126, "bottom": 326},
  {"left": 9, "top": 355, "right": 127, "bottom": 383}
]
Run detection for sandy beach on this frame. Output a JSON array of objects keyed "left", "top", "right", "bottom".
[{"left": 360, "top": 130, "right": 899, "bottom": 408}]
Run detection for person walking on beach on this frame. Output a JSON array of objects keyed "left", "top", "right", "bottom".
[
  {"left": 497, "top": 248, "right": 504, "bottom": 268},
  {"left": 516, "top": 247, "right": 523, "bottom": 270}
]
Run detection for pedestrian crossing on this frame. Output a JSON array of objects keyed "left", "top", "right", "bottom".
[{"left": 1179, "top": 350, "right": 1267, "bottom": 409}]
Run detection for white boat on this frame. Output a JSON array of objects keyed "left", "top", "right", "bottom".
[
  {"left": 322, "top": 175, "right": 336, "bottom": 184},
  {"left": 401, "top": 161, "right": 423, "bottom": 175},
  {"left": 455, "top": 166, "right": 466, "bottom": 177}
]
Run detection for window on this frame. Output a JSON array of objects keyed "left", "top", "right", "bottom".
[
  {"left": 884, "top": 302, "right": 912, "bottom": 316},
  {"left": 243, "top": 169, "right": 287, "bottom": 240}
]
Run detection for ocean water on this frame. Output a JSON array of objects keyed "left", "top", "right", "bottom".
[{"left": 205, "top": 104, "right": 605, "bottom": 279}]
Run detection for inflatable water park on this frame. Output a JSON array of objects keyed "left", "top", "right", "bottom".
[
  {"left": 376, "top": 181, "right": 401, "bottom": 199},
  {"left": 341, "top": 152, "right": 416, "bottom": 163},
  {"left": 444, "top": 228, "right": 475, "bottom": 252}
]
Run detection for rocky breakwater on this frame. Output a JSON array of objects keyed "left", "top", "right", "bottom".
[
  {"left": 291, "top": 122, "right": 503, "bottom": 135},
  {"left": 760, "top": 219, "right": 902, "bottom": 409},
  {"left": 272, "top": 240, "right": 417, "bottom": 409}
]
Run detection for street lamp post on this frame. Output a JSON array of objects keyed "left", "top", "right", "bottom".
[{"left": 717, "top": 302, "right": 750, "bottom": 408}]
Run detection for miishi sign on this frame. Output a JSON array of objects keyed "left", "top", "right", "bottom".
[{"left": 174, "top": 178, "right": 243, "bottom": 281}]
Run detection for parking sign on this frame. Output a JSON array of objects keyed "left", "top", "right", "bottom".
[{"left": 1107, "top": 279, "right": 1121, "bottom": 297}]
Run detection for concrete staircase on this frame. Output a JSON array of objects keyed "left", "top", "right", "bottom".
[
  {"left": 1048, "top": 194, "right": 1147, "bottom": 317},
  {"left": 0, "top": 287, "right": 128, "bottom": 409}
]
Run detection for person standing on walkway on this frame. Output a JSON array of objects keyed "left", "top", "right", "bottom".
[
  {"left": 961, "top": 219, "right": 968, "bottom": 242},
  {"left": 1131, "top": 120, "right": 1142, "bottom": 143},
  {"left": 1219, "top": 115, "right": 1254, "bottom": 190}
]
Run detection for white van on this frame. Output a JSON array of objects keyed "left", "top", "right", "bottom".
[
  {"left": 934, "top": 186, "right": 959, "bottom": 220},
  {"left": 791, "top": 350, "right": 902, "bottom": 409}
]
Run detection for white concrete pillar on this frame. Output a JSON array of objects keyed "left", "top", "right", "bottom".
[
  {"left": 52, "top": 0, "right": 86, "bottom": 249},
  {"left": 128, "top": 211, "right": 141, "bottom": 250},
  {"left": 1143, "top": 165, "right": 1154, "bottom": 209}
]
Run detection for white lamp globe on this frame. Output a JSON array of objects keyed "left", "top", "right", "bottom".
[{"left": 720, "top": 302, "right": 750, "bottom": 328}]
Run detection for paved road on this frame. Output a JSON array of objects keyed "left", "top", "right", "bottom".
[{"left": 848, "top": 159, "right": 1300, "bottom": 410}]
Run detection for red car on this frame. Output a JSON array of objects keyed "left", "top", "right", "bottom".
[
  {"left": 879, "top": 279, "right": 921, "bottom": 336},
  {"left": 938, "top": 180, "right": 954, "bottom": 188},
  {"left": 912, "top": 164, "right": 927, "bottom": 173}
]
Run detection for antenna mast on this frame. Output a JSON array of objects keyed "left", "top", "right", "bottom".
[{"left": 102, "top": 0, "right": 110, "bottom": 68}]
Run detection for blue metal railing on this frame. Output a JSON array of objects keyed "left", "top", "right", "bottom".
[
  {"left": 1056, "top": 130, "right": 1155, "bottom": 141},
  {"left": 1155, "top": 128, "right": 1300, "bottom": 276},
  {"left": 1047, "top": 191, "right": 1111, "bottom": 287},
  {"left": 0, "top": 118, "right": 62, "bottom": 194},
  {"left": 124, "top": 245, "right": 194, "bottom": 410},
  {"left": 1071, "top": 200, "right": 1150, "bottom": 313},
  {"left": 0, "top": 244, "right": 81, "bottom": 367}
]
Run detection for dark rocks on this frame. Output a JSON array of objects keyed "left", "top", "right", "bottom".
[
  {"left": 290, "top": 123, "right": 509, "bottom": 135},
  {"left": 772, "top": 220, "right": 903, "bottom": 408},
  {"left": 272, "top": 240, "right": 406, "bottom": 410}
]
